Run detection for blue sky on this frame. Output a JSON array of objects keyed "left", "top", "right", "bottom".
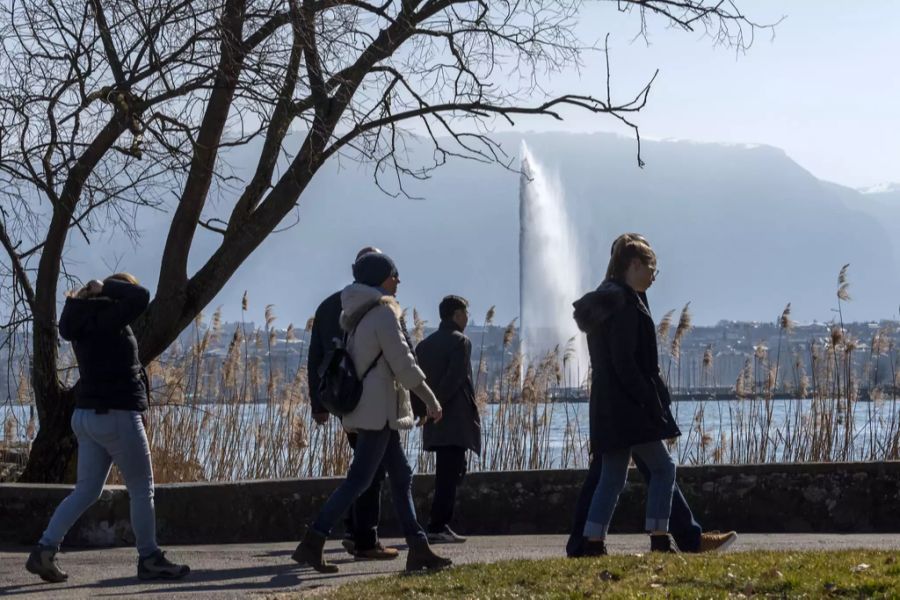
[{"left": 498, "top": 1, "right": 900, "bottom": 188}]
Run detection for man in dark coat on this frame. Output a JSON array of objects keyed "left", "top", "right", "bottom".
[
  {"left": 307, "top": 246, "right": 398, "bottom": 561},
  {"left": 413, "top": 295, "right": 481, "bottom": 544}
]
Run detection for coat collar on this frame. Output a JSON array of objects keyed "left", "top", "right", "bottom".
[{"left": 439, "top": 319, "right": 464, "bottom": 334}]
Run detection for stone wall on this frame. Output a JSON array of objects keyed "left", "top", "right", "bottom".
[{"left": 2, "top": 461, "right": 898, "bottom": 546}]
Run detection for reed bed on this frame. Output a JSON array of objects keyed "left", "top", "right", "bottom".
[{"left": 3, "top": 268, "right": 900, "bottom": 482}]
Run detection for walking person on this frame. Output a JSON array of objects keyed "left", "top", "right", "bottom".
[
  {"left": 413, "top": 295, "right": 481, "bottom": 544},
  {"left": 567, "top": 233, "right": 737, "bottom": 556},
  {"left": 307, "top": 246, "right": 397, "bottom": 561},
  {"left": 571, "top": 235, "right": 681, "bottom": 555},
  {"left": 293, "top": 252, "right": 452, "bottom": 573},
  {"left": 26, "top": 274, "right": 189, "bottom": 583}
]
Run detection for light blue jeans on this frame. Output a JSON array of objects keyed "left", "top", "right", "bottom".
[
  {"left": 583, "top": 440, "right": 676, "bottom": 538},
  {"left": 40, "top": 409, "right": 159, "bottom": 557}
]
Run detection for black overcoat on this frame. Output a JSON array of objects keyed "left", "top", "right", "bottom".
[
  {"left": 573, "top": 279, "right": 681, "bottom": 455},
  {"left": 307, "top": 290, "right": 343, "bottom": 414},
  {"left": 413, "top": 321, "right": 482, "bottom": 454}
]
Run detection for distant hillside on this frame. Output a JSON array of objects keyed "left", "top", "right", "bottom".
[{"left": 63, "top": 131, "right": 900, "bottom": 326}]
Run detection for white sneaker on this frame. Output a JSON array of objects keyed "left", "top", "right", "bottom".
[{"left": 427, "top": 526, "right": 467, "bottom": 544}]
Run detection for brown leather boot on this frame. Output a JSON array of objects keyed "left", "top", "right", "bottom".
[
  {"left": 291, "top": 527, "right": 339, "bottom": 573},
  {"left": 405, "top": 537, "right": 452, "bottom": 572},
  {"left": 355, "top": 542, "right": 400, "bottom": 561}
]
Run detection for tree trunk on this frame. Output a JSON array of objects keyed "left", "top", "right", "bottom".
[
  {"left": 20, "top": 317, "right": 77, "bottom": 482},
  {"left": 19, "top": 386, "right": 77, "bottom": 483}
]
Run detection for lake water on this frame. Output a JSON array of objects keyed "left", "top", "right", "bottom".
[{"left": 3, "top": 398, "right": 898, "bottom": 475}]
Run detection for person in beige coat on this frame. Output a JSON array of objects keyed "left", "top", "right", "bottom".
[{"left": 293, "top": 252, "right": 451, "bottom": 574}]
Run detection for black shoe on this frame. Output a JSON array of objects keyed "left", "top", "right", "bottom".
[
  {"left": 25, "top": 545, "right": 68, "bottom": 583},
  {"left": 137, "top": 550, "right": 190, "bottom": 580},
  {"left": 650, "top": 534, "right": 678, "bottom": 554},
  {"left": 341, "top": 538, "right": 356, "bottom": 556},
  {"left": 405, "top": 537, "right": 452, "bottom": 572},
  {"left": 292, "top": 527, "right": 339, "bottom": 573},
  {"left": 582, "top": 538, "right": 608, "bottom": 557}
]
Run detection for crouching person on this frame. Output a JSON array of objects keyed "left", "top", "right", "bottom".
[
  {"left": 292, "top": 252, "right": 452, "bottom": 573},
  {"left": 413, "top": 295, "right": 481, "bottom": 544},
  {"left": 26, "top": 274, "right": 189, "bottom": 583}
]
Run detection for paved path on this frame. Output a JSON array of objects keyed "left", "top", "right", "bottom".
[{"left": 2, "top": 534, "right": 900, "bottom": 599}]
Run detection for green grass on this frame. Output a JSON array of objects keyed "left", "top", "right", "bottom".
[{"left": 296, "top": 551, "right": 900, "bottom": 599}]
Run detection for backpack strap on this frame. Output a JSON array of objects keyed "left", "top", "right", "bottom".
[
  {"left": 360, "top": 350, "right": 383, "bottom": 380},
  {"left": 348, "top": 300, "right": 386, "bottom": 381}
]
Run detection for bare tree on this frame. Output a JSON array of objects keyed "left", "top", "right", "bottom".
[{"left": 0, "top": 0, "right": 768, "bottom": 482}]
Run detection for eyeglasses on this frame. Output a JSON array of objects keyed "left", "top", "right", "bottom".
[{"left": 647, "top": 265, "right": 659, "bottom": 278}]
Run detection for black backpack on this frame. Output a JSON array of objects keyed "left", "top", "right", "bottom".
[{"left": 316, "top": 304, "right": 383, "bottom": 417}]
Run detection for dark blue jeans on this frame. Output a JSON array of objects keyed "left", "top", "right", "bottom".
[
  {"left": 313, "top": 427, "right": 426, "bottom": 542},
  {"left": 344, "top": 431, "right": 385, "bottom": 550},
  {"left": 567, "top": 453, "right": 703, "bottom": 555}
]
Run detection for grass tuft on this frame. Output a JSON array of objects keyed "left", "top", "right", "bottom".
[{"left": 286, "top": 551, "right": 900, "bottom": 600}]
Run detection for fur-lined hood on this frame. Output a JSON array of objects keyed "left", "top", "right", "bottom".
[
  {"left": 572, "top": 279, "right": 642, "bottom": 333},
  {"left": 339, "top": 283, "right": 402, "bottom": 332}
]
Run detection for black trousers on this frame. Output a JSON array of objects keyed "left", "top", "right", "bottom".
[
  {"left": 427, "top": 445, "right": 468, "bottom": 533},
  {"left": 344, "top": 431, "right": 386, "bottom": 550},
  {"left": 566, "top": 453, "right": 703, "bottom": 555}
]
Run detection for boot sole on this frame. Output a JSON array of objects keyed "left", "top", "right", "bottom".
[
  {"left": 355, "top": 553, "right": 400, "bottom": 561},
  {"left": 292, "top": 550, "right": 339, "bottom": 573},
  {"left": 26, "top": 560, "right": 68, "bottom": 583},
  {"left": 705, "top": 535, "right": 737, "bottom": 553},
  {"left": 405, "top": 561, "right": 453, "bottom": 572}
]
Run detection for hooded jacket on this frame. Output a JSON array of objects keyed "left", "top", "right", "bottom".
[
  {"left": 339, "top": 283, "right": 440, "bottom": 431},
  {"left": 573, "top": 279, "right": 681, "bottom": 454},
  {"left": 58, "top": 279, "right": 151, "bottom": 412}
]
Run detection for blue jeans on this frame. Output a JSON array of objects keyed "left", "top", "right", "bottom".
[
  {"left": 567, "top": 454, "right": 702, "bottom": 555},
  {"left": 40, "top": 409, "right": 159, "bottom": 557},
  {"left": 313, "top": 427, "right": 426, "bottom": 542},
  {"left": 344, "top": 431, "right": 386, "bottom": 550},
  {"left": 584, "top": 440, "right": 676, "bottom": 538}
]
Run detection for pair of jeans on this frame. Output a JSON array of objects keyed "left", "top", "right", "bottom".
[
  {"left": 427, "top": 446, "right": 467, "bottom": 533},
  {"left": 343, "top": 431, "right": 386, "bottom": 550},
  {"left": 583, "top": 440, "right": 676, "bottom": 538},
  {"left": 40, "top": 409, "right": 159, "bottom": 557},
  {"left": 312, "top": 427, "right": 426, "bottom": 542},
  {"left": 566, "top": 454, "right": 702, "bottom": 555}
]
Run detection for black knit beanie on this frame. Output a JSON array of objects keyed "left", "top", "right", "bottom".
[{"left": 352, "top": 252, "right": 398, "bottom": 287}]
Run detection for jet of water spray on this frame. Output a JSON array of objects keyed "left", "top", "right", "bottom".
[{"left": 519, "top": 142, "right": 589, "bottom": 388}]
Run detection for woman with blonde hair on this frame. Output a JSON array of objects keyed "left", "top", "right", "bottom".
[
  {"left": 572, "top": 235, "right": 681, "bottom": 555},
  {"left": 567, "top": 234, "right": 737, "bottom": 556},
  {"left": 26, "top": 273, "right": 189, "bottom": 583}
]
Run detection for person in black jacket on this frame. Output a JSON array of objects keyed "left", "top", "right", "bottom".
[
  {"left": 307, "top": 247, "right": 398, "bottom": 561},
  {"left": 567, "top": 234, "right": 737, "bottom": 555},
  {"left": 26, "top": 274, "right": 189, "bottom": 583},
  {"left": 571, "top": 236, "right": 681, "bottom": 556},
  {"left": 413, "top": 295, "right": 481, "bottom": 544}
]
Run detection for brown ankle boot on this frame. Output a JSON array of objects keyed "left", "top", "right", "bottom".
[
  {"left": 291, "top": 527, "right": 339, "bottom": 573},
  {"left": 405, "top": 537, "right": 452, "bottom": 572}
]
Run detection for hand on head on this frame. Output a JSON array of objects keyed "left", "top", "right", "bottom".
[{"left": 77, "top": 280, "right": 104, "bottom": 299}]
